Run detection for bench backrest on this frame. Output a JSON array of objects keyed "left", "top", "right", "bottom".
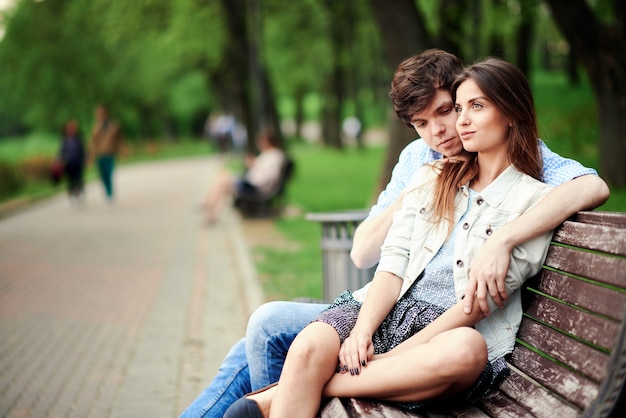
[{"left": 479, "top": 211, "right": 626, "bottom": 418}]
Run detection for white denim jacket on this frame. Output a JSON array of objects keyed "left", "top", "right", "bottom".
[{"left": 352, "top": 162, "right": 554, "bottom": 361}]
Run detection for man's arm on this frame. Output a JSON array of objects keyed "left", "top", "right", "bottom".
[
  {"left": 465, "top": 174, "right": 610, "bottom": 316},
  {"left": 350, "top": 196, "right": 403, "bottom": 269}
]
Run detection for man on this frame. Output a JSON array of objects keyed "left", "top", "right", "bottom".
[{"left": 180, "top": 49, "right": 609, "bottom": 417}]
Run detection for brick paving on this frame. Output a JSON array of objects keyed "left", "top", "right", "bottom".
[{"left": 0, "top": 156, "right": 263, "bottom": 418}]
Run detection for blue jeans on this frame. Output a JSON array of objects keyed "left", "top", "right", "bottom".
[{"left": 180, "top": 301, "right": 328, "bottom": 418}]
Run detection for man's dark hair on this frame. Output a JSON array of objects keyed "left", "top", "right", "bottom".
[{"left": 390, "top": 49, "right": 464, "bottom": 126}]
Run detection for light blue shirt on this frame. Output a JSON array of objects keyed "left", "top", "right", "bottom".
[{"left": 368, "top": 138, "right": 597, "bottom": 219}]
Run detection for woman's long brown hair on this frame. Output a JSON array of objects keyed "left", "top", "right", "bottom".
[{"left": 430, "top": 59, "right": 543, "bottom": 230}]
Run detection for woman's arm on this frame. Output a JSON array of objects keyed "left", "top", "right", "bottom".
[
  {"left": 376, "top": 296, "right": 485, "bottom": 359},
  {"left": 339, "top": 271, "right": 403, "bottom": 373},
  {"left": 465, "top": 174, "right": 610, "bottom": 316}
]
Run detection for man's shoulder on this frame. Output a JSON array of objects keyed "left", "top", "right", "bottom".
[{"left": 399, "top": 138, "right": 439, "bottom": 163}]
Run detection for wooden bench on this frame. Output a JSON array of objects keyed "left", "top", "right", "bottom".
[
  {"left": 234, "top": 156, "right": 295, "bottom": 218},
  {"left": 317, "top": 211, "right": 626, "bottom": 418}
]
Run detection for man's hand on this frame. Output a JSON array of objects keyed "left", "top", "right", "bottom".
[{"left": 464, "top": 231, "right": 512, "bottom": 316}]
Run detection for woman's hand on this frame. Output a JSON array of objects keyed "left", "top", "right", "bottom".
[{"left": 338, "top": 330, "right": 374, "bottom": 375}]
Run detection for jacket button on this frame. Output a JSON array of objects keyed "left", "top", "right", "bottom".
[
  {"left": 419, "top": 207, "right": 426, "bottom": 214},
  {"left": 477, "top": 198, "right": 484, "bottom": 205},
  {"left": 486, "top": 228, "right": 493, "bottom": 235},
  {"left": 456, "top": 260, "right": 464, "bottom": 267},
  {"left": 462, "top": 222, "right": 469, "bottom": 230}
]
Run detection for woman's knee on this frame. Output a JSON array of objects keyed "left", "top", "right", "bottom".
[{"left": 431, "top": 328, "right": 487, "bottom": 374}]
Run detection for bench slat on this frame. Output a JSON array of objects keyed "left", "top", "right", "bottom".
[
  {"left": 543, "top": 245, "right": 626, "bottom": 288},
  {"left": 509, "top": 343, "right": 600, "bottom": 408},
  {"left": 494, "top": 370, "right": 581, "bottom": 418},
  {"left": 527, "top": 270, "right": 626, "bottom": 323},
  {"left": 479, "top": 389, "right": 542, "bottom": 417},
  {"left": 523, "top": 289, "right": 620, "bottom": 350},
  {"left": 553, "top": 216, "right": 626, "bottom": 256},
  {"left": 574, "top": 211, "right": 626, "bottom": 230},
  {"left": 320, "top": 397, "right": 351, "bottom": 418},
  {"left": 516, "top": 319, "right": 609, "bottom": 383}
]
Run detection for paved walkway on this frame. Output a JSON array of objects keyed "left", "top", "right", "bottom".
[{"left": 0, "top": 156, "right": 264, "bottom": 418}]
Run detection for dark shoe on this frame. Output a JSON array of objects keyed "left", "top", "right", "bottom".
[
  {"left": 223, "top": 382, "right": 278, "bottom": 418},
  {"left": 223, "top": 397, "right": 263, "bottom": 418}
]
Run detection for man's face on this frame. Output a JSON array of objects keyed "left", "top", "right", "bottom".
[{"left": 409, "top": 89, "right": 463, "bottom": 157}]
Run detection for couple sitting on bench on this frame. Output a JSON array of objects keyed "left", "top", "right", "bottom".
[{"left": 183, "top": 49, "right": 610, "bottom": 418}]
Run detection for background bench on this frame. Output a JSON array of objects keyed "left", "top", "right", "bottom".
[
  {"left": 309, "top": 211, "right": 626, "bottom": 418},
  {"left": 234, "top": 156, "right": 295, "bottom": 218}
]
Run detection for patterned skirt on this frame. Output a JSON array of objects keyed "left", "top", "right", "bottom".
[{"left": 315, "top": 290, "right": 509, "bottom": 411}]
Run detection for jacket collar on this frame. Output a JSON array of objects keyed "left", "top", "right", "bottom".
[{"left": 471, "top": 165, "right": 524, "bottom": 208}]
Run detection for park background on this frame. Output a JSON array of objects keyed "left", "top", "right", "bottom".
[{"left": 0, "top": 0, "right": 624, "bottom": 301}]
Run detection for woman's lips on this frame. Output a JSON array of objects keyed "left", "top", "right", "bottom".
[{"left": 459, "top": 131, "right": 474, "bottom": 141}]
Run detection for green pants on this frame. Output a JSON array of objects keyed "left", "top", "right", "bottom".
[{"left": 97, "top": 155, "right": 115, "bottom": 199}]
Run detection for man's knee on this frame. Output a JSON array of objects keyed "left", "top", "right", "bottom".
[{"left": 247, "top": 301, "right": 290, "bottom": 336}]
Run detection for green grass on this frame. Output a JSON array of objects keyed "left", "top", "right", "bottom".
[{"left": 255, "top": 143, "right": 384, "bottom": 301}]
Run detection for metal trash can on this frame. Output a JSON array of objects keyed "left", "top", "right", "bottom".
[{"left": 306, "top": 210, "right": 377, "bottom": 303}]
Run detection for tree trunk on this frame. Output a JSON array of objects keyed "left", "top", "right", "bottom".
[
  {"left": 545, "top": 0, "right": 626, "bottom": 187},
  {"left": 369, "top": 0, "right": 434, "bottom": 196},
  {"left": 219, "top": 0, "right": 254, "bottom": 154},
  {"left": 515, "top": 0, "right": 536, "bottom": 76}
]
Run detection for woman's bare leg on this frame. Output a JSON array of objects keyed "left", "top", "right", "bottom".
[
  {"left": 323, "top": 327, "right": 487, "bottom": 403},
  {"left": 203, "top": 170, "right": 235, "bottom": 223},
  {"left": 247, "top": 322, "right": 341, "bottom": 418}
]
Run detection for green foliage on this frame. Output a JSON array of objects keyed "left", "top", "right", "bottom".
[
  {"left": 0, "top": 160, "right": 24, "bottom": 200},
  {"left": 0, "top": 0, "right": 224, "bottom": 138},
  {"left": 532, "top": 70, "right": 599, "bottom": 168}
]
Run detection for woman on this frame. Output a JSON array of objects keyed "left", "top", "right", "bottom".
[
  {"left": 225, "top": 58, "right": 554, "bottom": 417},
  {"left": 59, "top": 119, "right": 86, "bottom": 207},
  {"left": 202, "top": 129, "right": 286, "bottom": 224}
]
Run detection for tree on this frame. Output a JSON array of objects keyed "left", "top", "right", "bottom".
[
  {"left": 545, "top": 0, "right": 626, "bottom": 187},
  {"left": 368, "top": 0, "right": 433, "bottom": 196}
]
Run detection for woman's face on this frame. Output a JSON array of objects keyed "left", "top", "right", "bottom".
[
  {"left": 454, "top": 79, "right": 509, "bottom": 156},
  {"left": 65, "top": 120, "right": 78, "bottom": 136}
]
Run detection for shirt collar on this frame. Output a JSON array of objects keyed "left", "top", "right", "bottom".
[{"left": 473, "top": 165, "right": 524, "bottom": 208}]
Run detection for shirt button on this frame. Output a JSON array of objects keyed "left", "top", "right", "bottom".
[
  {"left": 456, "top": 260, "right": 464, "bottom": 267},
  {"left": 486, "top": 228, "right": 493, "bottom": 235},
  {"left": 477, "top": 198, "right": 484, "bottom": 205},
  {"left": 419, "top": 207, "right": 426, "bottom": 214},
  {"left": 462, "top": 223, "right": 469, "bottom": 230}
]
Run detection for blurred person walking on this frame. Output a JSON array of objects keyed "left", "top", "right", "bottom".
[
  {"left": 90, "top": 105, "right": 123, "bottom": 205},
  {"left": 59, "top": 119, "right": 86, "bottom": 208}
]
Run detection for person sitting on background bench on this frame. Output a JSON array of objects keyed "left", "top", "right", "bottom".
[
  {"left": 179, "top": 49, "right": 609, "bottom": 418},
  {"left": 202, "top": 129, "right": 286, "bottom": 225}
]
